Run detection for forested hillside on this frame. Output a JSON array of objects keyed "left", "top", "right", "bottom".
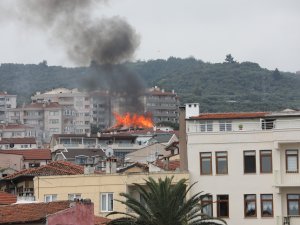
[{"left": 1, "top": 57, "right": 300, "bottom": 112}]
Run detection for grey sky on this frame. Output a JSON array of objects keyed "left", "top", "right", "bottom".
[{"left": 0, "top": 0, "right": 299, "bottom": 72}]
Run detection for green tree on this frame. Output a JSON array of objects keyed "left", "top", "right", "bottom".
[
  {"left": 224, "top": 54, "right": 236, "bottom": 63},
  {"left": 272, "top": 68, "right": 281, "bottom": 80},
  {"left": 107, "top": 177, "right": 226, "bottom": 225}
]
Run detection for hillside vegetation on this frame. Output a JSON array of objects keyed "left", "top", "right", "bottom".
[{"left": 1, "top": 57, "right": 299, "bottom": 112}]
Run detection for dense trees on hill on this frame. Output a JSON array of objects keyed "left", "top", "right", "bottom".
[{"left": 1, "top": 58, "right": 299, "bottom": 112}]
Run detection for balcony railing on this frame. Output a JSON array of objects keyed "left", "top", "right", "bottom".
[
  {"left": 274, "top": 170, "right": 300, "bottom": 187},
  {"left": 17, "top": 196, "right": 35, "bottom": 202},
  {"left": 187, "top": 119, "right": 300, "bottom": 133}
]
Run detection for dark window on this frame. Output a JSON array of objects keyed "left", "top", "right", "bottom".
[
  {"left": 287, "top": 194, "right": 300, "bottom": 216},
  {"left": 217, "top": 195, "right": 229, "bottom": 217},
  {"left": 216, "top": 152, "right": 228, "bottom": 174},
  {"left": 244, "top": 151, "right": 256, "bottom": 173},
  {"left": 219, "top": 120, "right": 232, "bottom": 131},
  {"left": 244, "top": 194, "right": 257, "bottom": 217},
  {"left": 261, "top": 194, "right": 273, "bottom": 217},
  {"left": 286, "top": 150, "right": 298, "bottom": 173},
  {"left": 201, "top": 195, "right": 213, "bottom": 217},
  {"left": 261, "top": 119, "right": 276, "bottom": 130},
  {"left": 200, "top": 153, "right": 212, "bottom": 175},
  {"left": 260, "top": 150, "right": 272, "bottom": 173}
]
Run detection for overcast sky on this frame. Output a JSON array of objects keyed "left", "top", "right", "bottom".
[{"left": 0, "top": 0, "right": 299, "bottom": 72}]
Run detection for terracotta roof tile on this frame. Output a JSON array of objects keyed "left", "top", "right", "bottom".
[
  {"left": 190, "top": 112, "right": 268, "bottom": 120},
  {"left": 0, "top": 124, "right": 33, "bottom": 130},
  {"left": 0, "top": 137, "right": 36, "bottom": 144},
  {"left": 154, "top": 160, "right": 180, "bottom": 171},
  {"left": 0, "top": 191, "right": 17, "bottom": 205},
  {"left": 0, "top": 149, "right": 51, "bottom": 160},
  {"left": 24, "top": 102, "right": 62, "bottom": 109},
  {"left": 0, "top": 201, "right": 71, "bottom": 224},
  {"left": 2, "top": 161, "right": 83, "bottom": 180}
]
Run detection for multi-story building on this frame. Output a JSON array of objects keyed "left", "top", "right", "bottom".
[
  {"left": 144, "top": 86, "right": 179, "bottom": 124},
  {"left": 0, "top": 92, "right": 17, "bottom": 123},
  {"left": 183, "top": 104, "right": 300, "bottom": 225},
  {"left": 0, "top": 124, "right": 36, "bottom": 138},
  {"left": 7, "top": 102, "right": 63, "bottom": 143},
  {"left": 31, "top": 88, "right": 91, "bottom": 134}
]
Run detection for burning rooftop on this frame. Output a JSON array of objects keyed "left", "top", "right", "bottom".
[{"left": 112, "top": 112, "right": 154, "bottom": 130}]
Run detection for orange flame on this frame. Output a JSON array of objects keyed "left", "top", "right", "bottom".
[{"left": 113, "top": 112, "right": 154, "bottom": 128}]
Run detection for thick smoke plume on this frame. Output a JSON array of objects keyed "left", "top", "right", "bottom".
[{"left": 15, "top": 0, "right": 144, "bottom": 115}]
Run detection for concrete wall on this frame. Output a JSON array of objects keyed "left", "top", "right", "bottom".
[{"left": 0, "top": 153, "right": 23, "bottom": 170}]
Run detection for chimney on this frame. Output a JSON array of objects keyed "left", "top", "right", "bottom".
[
  {"left": 179, "top": 106, "right": 188, "bottom": 171},
  {"left": 162, "top": 89, "right": 165, "bottom": 93},
  {"left": 185, "top": 103, "right": 200, "bottom": 119},
  {"left": 84, "top": 165, "right": 95, "bottom": 174},
  {"left": 97, "top": 132, "right": 101, "bottom": 137},
  {"left": 106, "top": 157, "right": 117, "bottom": 174}
]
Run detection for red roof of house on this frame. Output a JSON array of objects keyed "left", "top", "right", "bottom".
[
  {"left": 24, "top": 102, "right": 62, "bottom": 109},
  {"left": 190, "top": 112, "right": 268, "bottom": 120},
  {"left": 0, "top": 149, "right": 51, "bottom": 160},
  {"left": 0, "top": 201, "right": 71, "bottom": 224},
  {"left": 0, "top": 137, "right": 36, "bottom": 144},
  {"left": 0, "top": 191, "right": 17, "bottom": 205},
  {"left": 154, "top": 160, "right": 180, "bottom": 171},
  {"left": 94, "top": 216, "right": 111, "bottom": 225},
  {"left": 0, "top": 124, "right": 33, "bottom": 130},
  {"left": 2, "top": 161, "right": 84, "bottom": 180}
]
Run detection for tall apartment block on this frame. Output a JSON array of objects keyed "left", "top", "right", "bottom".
[
  {"left": 31, "top": 88, "right": 91, "bottom": 134},
  {"left": 0, "top": 92, "right": 17, "bottom": 123},
  {"left": 144, "top": 86, "right": 179, "bottom": 124}
]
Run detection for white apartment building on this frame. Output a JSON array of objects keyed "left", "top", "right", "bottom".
[
  {"left": 31, "top": 88, "right": 91, "bottom": 134},
  {"left": 0, "top": 92, "right": 17, "bottom": 123},
  {"left": 184, "top": 104, "right": 300, "bottom": 225}
]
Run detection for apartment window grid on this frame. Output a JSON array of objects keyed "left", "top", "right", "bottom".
[
  {"left": 286, "top": 150, "right": 298, "bottom": 173},
  {"left": 260, "top": 194, "right": 273, "bottom": 217},
  {"left": 200, "top": 152, "right": 212, "bottom": 175},
  {"left": 287, "top": 194, "right": 300, "bottom": 216},
  {"left": 199, "top": 121, "right": 213, "bottom": 132},
  {"left": 244, "top": 194, "right": 257, "bottom": 217},
  {"left": 217, "top": 195, "right": 229, "bottom": 218},
  {"left": 215, "top": 151, "right": 228, "bottom": 174},
  {"left": 68, "top": 193, "right": 82, "bottom": 201},
  {"left": 100, "top": 193, "right": 113, "bottom": 212},
  {"left": 219, "top": 120, "right": 232, "bottom": 132},
  {"left": 244, "top": 151, "right": 256, "bottom": 174},
  {"left": 260, "top": 150, "right": 272, "bottom": 173}
]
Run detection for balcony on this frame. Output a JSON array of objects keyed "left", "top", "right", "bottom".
[{"left": 274, "top": 170, "right": 300, "bottom": 187}]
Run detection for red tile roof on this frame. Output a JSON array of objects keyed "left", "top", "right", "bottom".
[
  {"left": 0, "top": 124, "right": 33, "bottom": 130},
  {"left": 0, "top": 149, "right": 51, "bottom": 160},
  {"left": 0, "top": 201, "right": 71, "bottom": 224},
  {"left": 190, "top": 112, "right": 268, "bottom": 120},
  {"left": 24, "top": 102, "right": 62, "bottom": 109},
  {"left": 0, "top": 137, "right": 36, "bottom": 144},
  {"left": 154, "top": 160, "right": 180, "bottom": 171},
  {"left": 2, "top": 161, "right": 83, "bottom": 180},
  {"left": 0, "top": 191, "right": 17, "bottom": 205},
  {"left": 94, "top": 216, "right": 111, "bottom": 225}
]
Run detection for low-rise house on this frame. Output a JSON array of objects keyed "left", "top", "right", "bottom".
[
  {"left": 0, "top": 149, "right": 51, "bottom": 169},
  {"left": 0, "top": 137, "right": 37, "bottom": 150},
  {"left": 0, "top": 200, "right": 96, "bottom": 225},
  {"left": 33, "top": 171, "right": 189, "bottom": 218},
  {"left": 0, "top": 161, "right": 83, "bottom": 201}
]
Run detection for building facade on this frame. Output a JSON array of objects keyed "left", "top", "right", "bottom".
[
  {"left": 0, "top": 92, "right": 17, "bottom": 123},
  {"left": 185, "top": 105, "right": 300, "bottom": 225},
  {"left": 144, "top": 86, "right": 179, "bottom": 124}
]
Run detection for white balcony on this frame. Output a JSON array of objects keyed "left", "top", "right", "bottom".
[{"left": 274, "top": 170, "right": 300, "bottom": 187}]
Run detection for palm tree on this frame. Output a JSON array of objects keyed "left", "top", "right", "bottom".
[{"left": 107, "top": 176, "right": 226, "bottom": 225}]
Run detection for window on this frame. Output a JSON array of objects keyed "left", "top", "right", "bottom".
[
  {"left": 260, "top": 150, "right": 272, "bottom": 173},
  {"left": 286, "top": 150, "right": 298, "bottom": 173},
  {"left": 200, "top": 121, "right": 213, "bottom": 132},
  {"left": 44, "top": 194, "right": 57, "bottom": 202},
  {"left": 49, "top": 111, "right": 59, "bottom": 116},
  {"left": 49, "top": 119, "right": 59, "bottom": 124},
  {"left": 201, "top": 195, "right": 213, "bottom": 217},
  {"left": 216, "top": 152, "right": 228, "bottom": 174},
  {"left": 217, "top": 195, "right": 229, "bottom": 217},
  {"left": 200, "top": 152, "right": 212, "bottom": 175},
  {"left": 75, "top": 156, "right": 88, "bottom": 165},
  {"left": 244, "top": 151, "right": 256, "bottom": 173},
  {"left": 244, "top": 194, "right": 256, "bottom": 217},
  {"left": 29, "top": 163, "right": 40, "bottom": 168},
  {"left": 287, "top": 194, "right": 300, "bottom": 216},
  {"left": 219, "top": 120, "right": 232, "bottom": 131},
  {"left": 100, "top": 193, "right": 113, "bottom": 212},
  {"left": 261, "top": 194, "right": 273, "bottom": 217},
  {"left": 68, "top": 193, "right": 82, "bottom": 201},
  {"left": 261, "top": 119, "right": 276, "bottom": 130}
]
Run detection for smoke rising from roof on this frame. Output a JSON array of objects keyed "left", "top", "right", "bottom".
[{"left": 17, "top": 0, "right": 140, "bottom": 65}]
